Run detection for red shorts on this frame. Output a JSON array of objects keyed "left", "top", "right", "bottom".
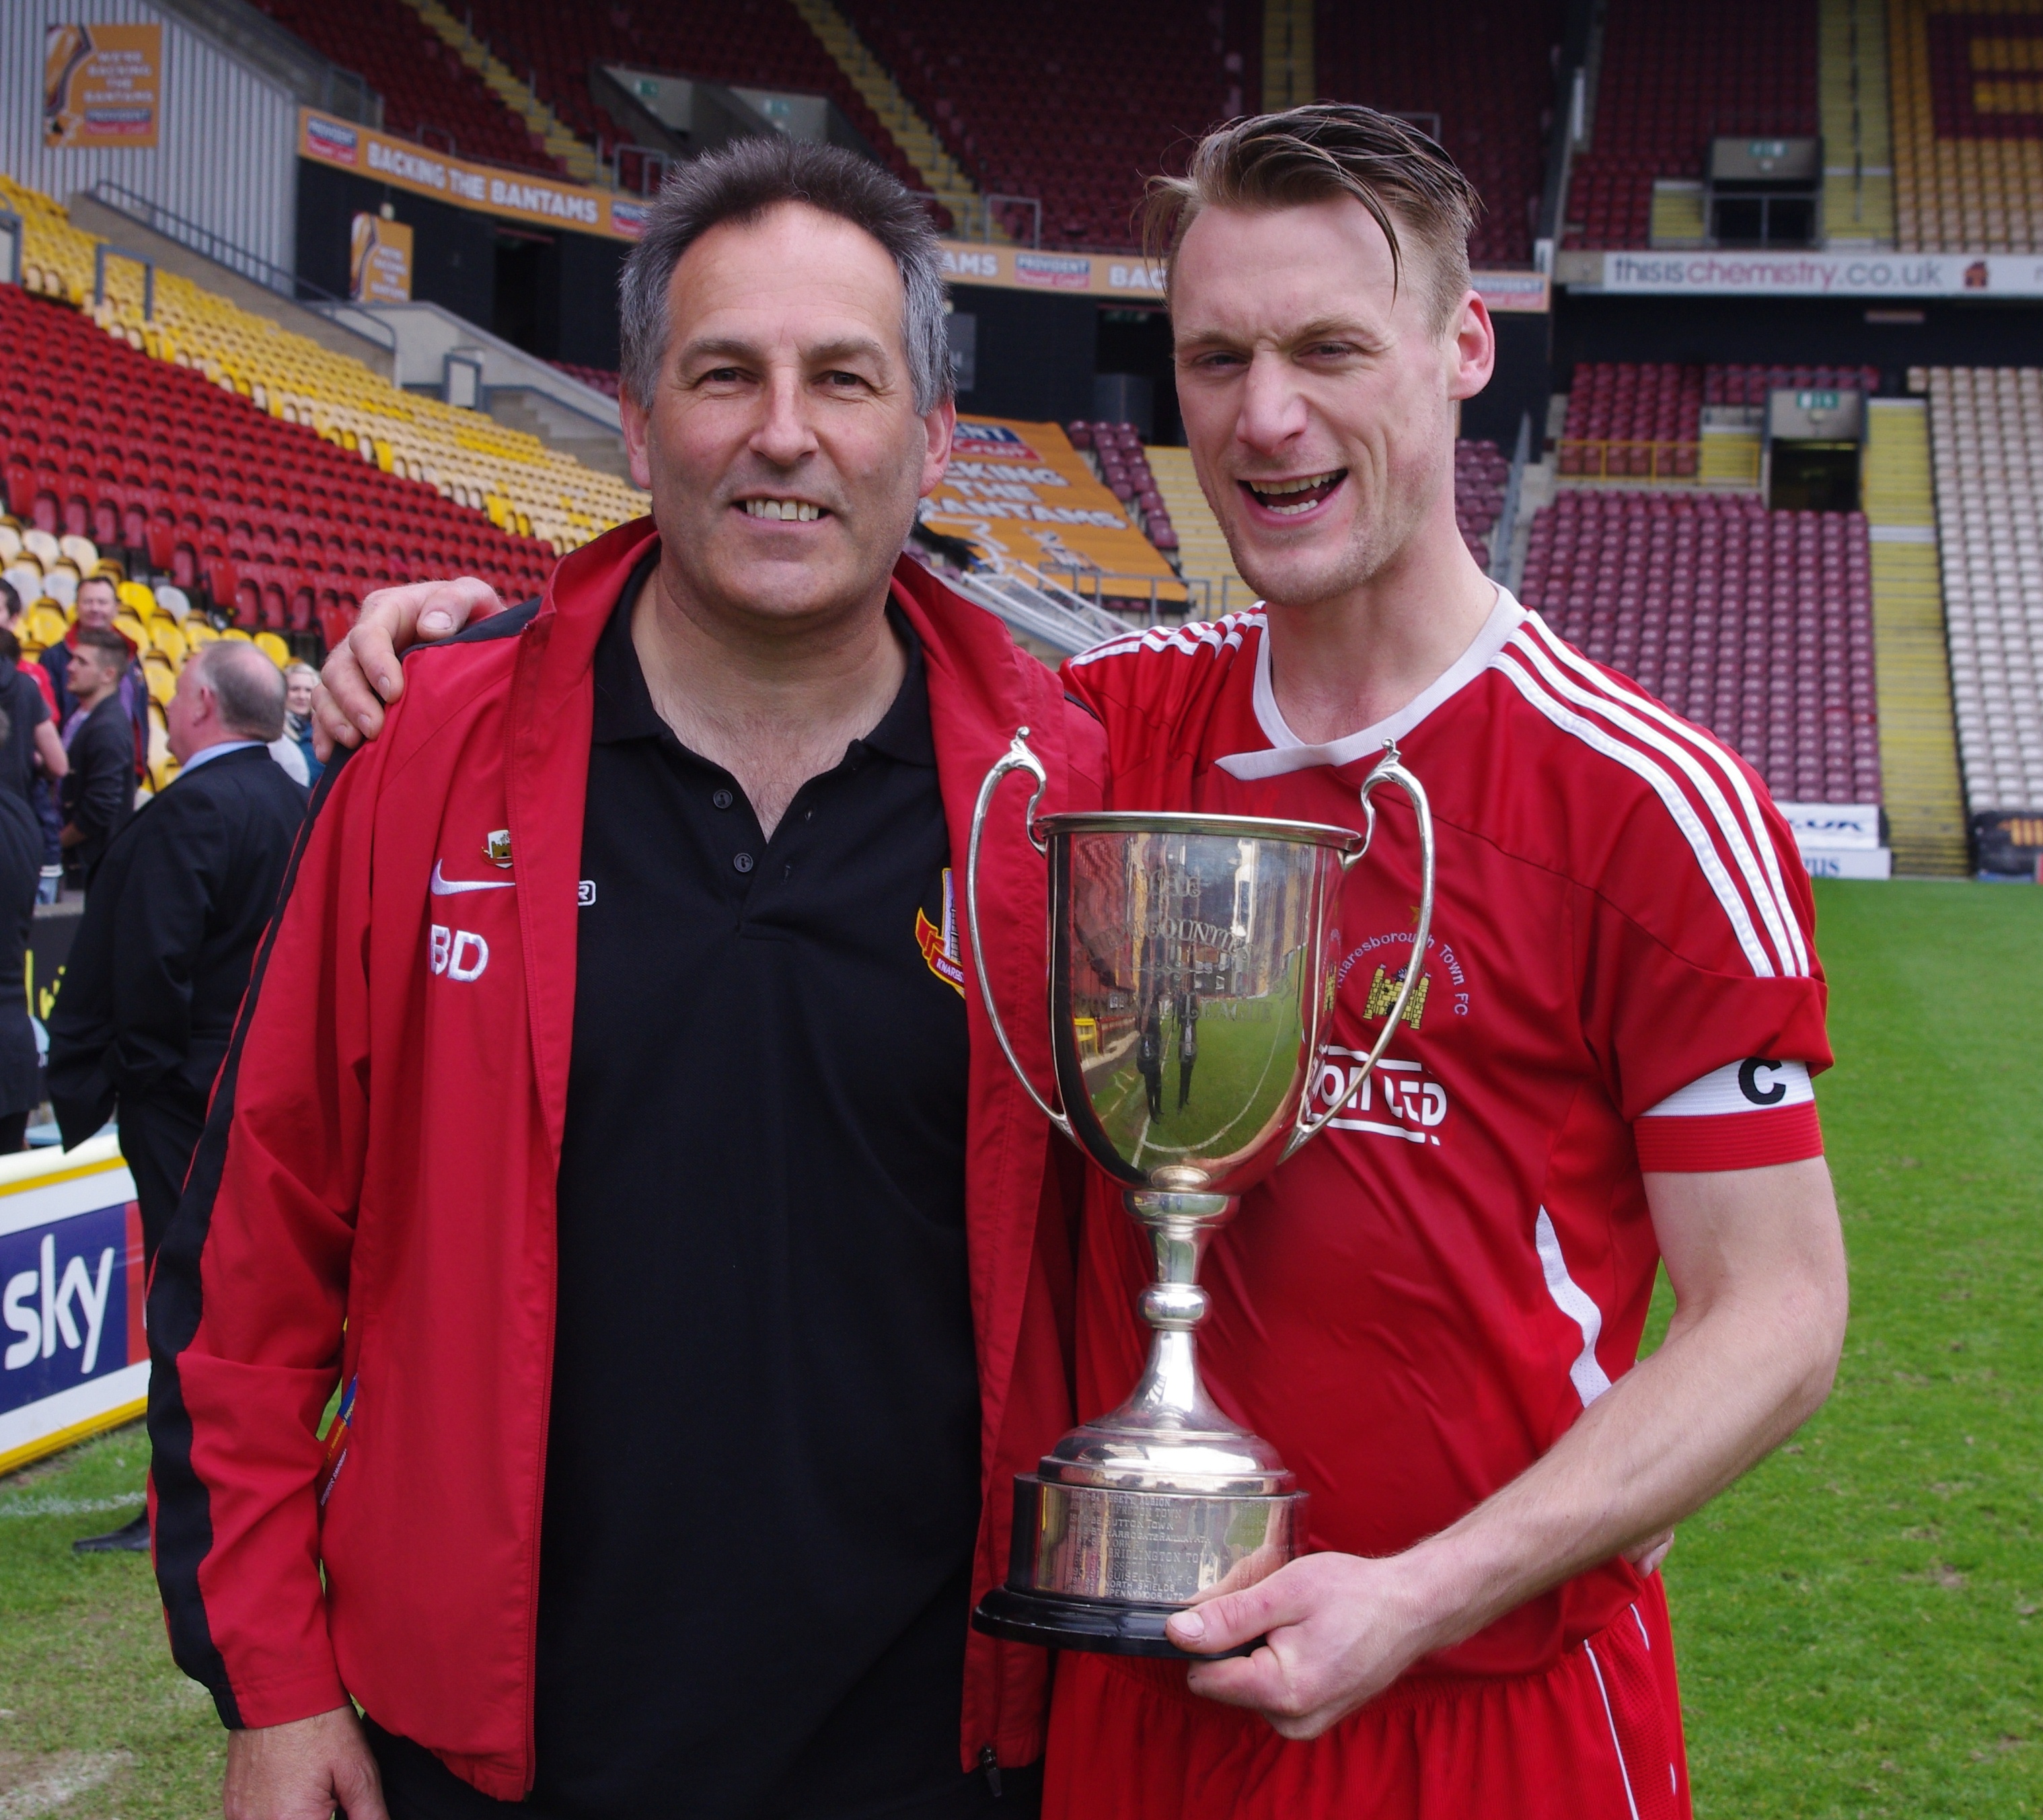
[{"left": 1043, "top": 1578, "right": 1691, "bottom": 1820}]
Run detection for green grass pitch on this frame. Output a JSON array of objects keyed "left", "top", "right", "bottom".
[{"left": 0, "top": 879, "right": 2035, "bottom": 1815}]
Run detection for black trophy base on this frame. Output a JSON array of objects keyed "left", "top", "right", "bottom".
[{"left": 972, "top": 1585, "right": 1261, "bottom": 1660}]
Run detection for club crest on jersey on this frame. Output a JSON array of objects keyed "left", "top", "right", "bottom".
[
  {"left": 1364, "top": 963, "right": 1429, "bottom": 1031},
  {"left": 917, "top": 869, "right": 965, "bottom": 996}
]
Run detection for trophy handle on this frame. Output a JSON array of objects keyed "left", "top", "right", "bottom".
[
  {"left": 965, "top": 731, "right": 1075, "bottom": 1143},
  {"left": 1282, "top": 741, "right": 1436, "bottom": 1161}
]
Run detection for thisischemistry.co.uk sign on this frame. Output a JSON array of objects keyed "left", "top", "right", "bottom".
[{"left": 1583, "top": 251, "right": 2043, "bottom": 297}]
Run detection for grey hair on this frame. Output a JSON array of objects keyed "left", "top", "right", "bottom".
[
  {"left": 618, "top": 134, "right": 953, "bottom": 415},
  {"left": 192, "top": 642, "right": 287, "bottom": 743}
]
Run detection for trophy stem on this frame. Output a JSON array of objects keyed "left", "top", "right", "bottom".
[{"left": 1117, "top": 1189, "right": 1242, "bottom": 1436}]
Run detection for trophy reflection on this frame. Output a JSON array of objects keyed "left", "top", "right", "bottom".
[{"left": 964, "top": 731, "right": 1435, "bottom": 1657}]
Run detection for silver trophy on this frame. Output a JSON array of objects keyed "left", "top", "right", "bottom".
[{"left": 964, "top": 731, "right": 1434, "bottom": 1657}]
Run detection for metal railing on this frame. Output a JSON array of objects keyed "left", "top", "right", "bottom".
[
  {"left": 986, "top": 194, "right": 1042, "bottom": 248},
  {"left": 911, "top": 190, "right": 1042, "bottom": 246},
  {"left": 1037, "top": 565, "right": 1205, "bottom": 624},
  {"left": 1556, "top": 438, "right": 1701, "bottom": 482},
  {"left": 93, "top": 244, "right": 154, "bottom": 319},
  {"left": 85, "top": 183, "right": 398, "bottom": 355},
  {"left": 613, "top": 143, "right": 671, "bottom": 195}
]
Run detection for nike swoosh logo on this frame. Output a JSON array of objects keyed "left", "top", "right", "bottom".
[{"left": 430, "top": 861, "right": 516, "bottom": 896}]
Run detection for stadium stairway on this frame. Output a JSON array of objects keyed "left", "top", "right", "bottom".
[
  {"left": 1264, "top": 0, "right": 1314, "bottom": 110},
  {"left": 1142, "top": 449, "right": 1253, "bottom": 620},
  {"left": 1863, "top": 398, "right": 1969, "bottom": 874},
  {"left": 790, "top": 0, "right": 996, "bottom": 240},
  {"left": 404, "top": 0, "right": 601, "bottom": 184},
  {"left": 1818, "top": 0, "right": 1894, "bottom": 246}
]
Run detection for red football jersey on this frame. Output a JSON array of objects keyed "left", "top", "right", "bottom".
[{"left": 1060, "top": 588, "right": 1832, "bottom": 1676}]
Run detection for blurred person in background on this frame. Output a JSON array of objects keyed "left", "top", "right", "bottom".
[
  {"left": 0, "top": 625, "right": 69, "bottom": 805},
  {"left": 0, "top": 718, "right": 46, "bottom": 1155},
  {"left": 284, "top": 661, "right": 324, "bottom": 787},
  {"left": 0, "top": 578, "right": 71, "bottom": 900},
  {"left": 45, "top": 573, "right": 147, "bottom": 781},
  {"left": 51, "top": 641, "right": 305, "bottom": 1555},
  {"left": 59, "top": 625, "right": 137, "bottom": 888}
]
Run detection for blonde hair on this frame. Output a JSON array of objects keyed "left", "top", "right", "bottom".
[{"left": 1144, "top": 104, "right": 1481, "bottom": 332}]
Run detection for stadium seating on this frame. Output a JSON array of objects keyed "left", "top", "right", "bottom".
[
  {"left": 834, "top": 1, "right": 1236, "bottom": 252},
  {"left": 1316, "top": 1, "right": 1563, "bottom": 267},
  {"left": 248, "top": 0, "right": 558, "bottom": 173},
  {"left": 1068, "top": 421, "right": 1176, "bottom": 554},
  {"left": 550, "top": 361, "right": 622, "bottom": 400},
  {"left": 1520, "top": 490, "right": 1882, "bottom": 807},
  {"left": 1923, "top": 367, "right": 2043, "bottom": 814},
  {"left": 3, "top": 176, "right": 643, "bottom": 565},
  {"left": 1891, "top": 0, "right": 2043, "bottom": 252},
  {"left": 1563, "top": 0, "right": 1820, "bottom": 250},
  {"left": 1559, "top": 363, "right": 1702, "bottom": 480},
  {"left": 1559, "top": 363, "right": 1882, "bottom": 482},
  {"left": 0, "top": 283, "right": 554, "bottom": 651},
  {"left": 1454, "top": 438, "right": 1512, "bottom": 566},
  {"left": 454, "top": 0, "right": 928, "bottom": 203}
]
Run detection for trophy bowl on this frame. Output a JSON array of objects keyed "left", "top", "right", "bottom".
[{"left": 964, "top": 733, "right": 1434, "bottom": 1657}]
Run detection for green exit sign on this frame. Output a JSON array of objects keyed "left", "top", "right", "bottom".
[{"left": 1798, "top": 390, "right": 1841, "bottom": 410}]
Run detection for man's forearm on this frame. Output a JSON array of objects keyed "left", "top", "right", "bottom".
[{"left": 1393, "top": 1260, "right": 1844, "bottom": 1659}]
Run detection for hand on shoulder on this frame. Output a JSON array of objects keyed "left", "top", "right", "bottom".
[{"left": 313, "top": 578, "right": 505, "bottom": 760}]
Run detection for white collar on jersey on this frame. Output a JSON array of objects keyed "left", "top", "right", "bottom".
[{"left": 1215, "top": 585, "right": 1529, "bottom": 780}]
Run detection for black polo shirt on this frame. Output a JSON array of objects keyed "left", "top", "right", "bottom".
[{"left": 367, "top": 571, "right": 1007, "bottom": 1819}]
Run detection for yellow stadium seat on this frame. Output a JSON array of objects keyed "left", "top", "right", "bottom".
[
  {"left": 220, "top": 628, "right": 252, "bottom": 644},
  {"left": 150, "top": 620, "right": 188, "bottom": 666},
  {"left": 25, "top": 606, "right": 68, "bottom": 648},
  {"left": 118, "top": 580, "right": 156, "bottom": 617},
  {"left": 114, "top": 612, "right": 148, "bottom": 649},
  {"left": 254, "top": 632, "right": 290, "bottom": 667},
  {"left": 184, "top": 622, "right": 220, "bottom": 649},
  {"left": 143, "top": 657, "right": 177, "bottom": 705}
]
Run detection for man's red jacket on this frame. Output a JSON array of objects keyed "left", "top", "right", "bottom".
[{"left": 147, "top": 520, "right": 1103, "bottom": 1798}]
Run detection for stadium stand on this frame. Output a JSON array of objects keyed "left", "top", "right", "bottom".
[
  {"left": 1519, "top": 490, "right": 1883, "bottom": 808},
  {"left": 1559, "top": 364, "right": 1882, "bottom": 483},
  {"left": 2, "top": 176, "right": 644, "bottom": 568},
  {"left": 1069, "top": 421, "right": 1177, "bottom": 554},
  {"left": 1316, "top": 0, "right": 1563, "bottom": 267},
  {"left": 1923, "top": 367, "right": 2043, "bottom": 817},
  {"left": 1140, "top": 444, "right": 1250, "bottom": 618},
  {"left": 1454, "top": 437, "right": 1512, "bottom": 566},
  {"left": 451, "top": 0, "right": 933, "bottom": 209},
  {"left": 1563, "top": 0, "right": 1820, "bottom": 250},
  {"left": 0, "top": 282, "right": 551, "bottom": 645},
  {"left": 834, "top": 0, "right": 1238, "bottom": 251},
  {"left": 550, "top": 361, "right": 622, "bottom": 400},
  {"left": 246, "top": 0, "right": 560, "bottom": 173},
  {"left": 1890, "top": 0, "right": 2043, "bottom": 252},
  {"left": 1559, "top": 363, "right": 1704, "bottom": 480}
]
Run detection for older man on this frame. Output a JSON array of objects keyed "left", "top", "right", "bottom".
[
  {"left": 336, "top": 108, "right": 1849, "bottom": 1820},
  {"left": 150, "top": 137, "right": 1096, "bottom": 1820},
  {"left": 52, "top": 643, "right": 305, "bottom": 1554}
]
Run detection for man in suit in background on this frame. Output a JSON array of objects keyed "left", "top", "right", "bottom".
[
  {"left": 59, "top": 624, "right": 138, "bottom": 888},
  {"left": 51, "top": 641, "right": 305, "bottom": 1554}
]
